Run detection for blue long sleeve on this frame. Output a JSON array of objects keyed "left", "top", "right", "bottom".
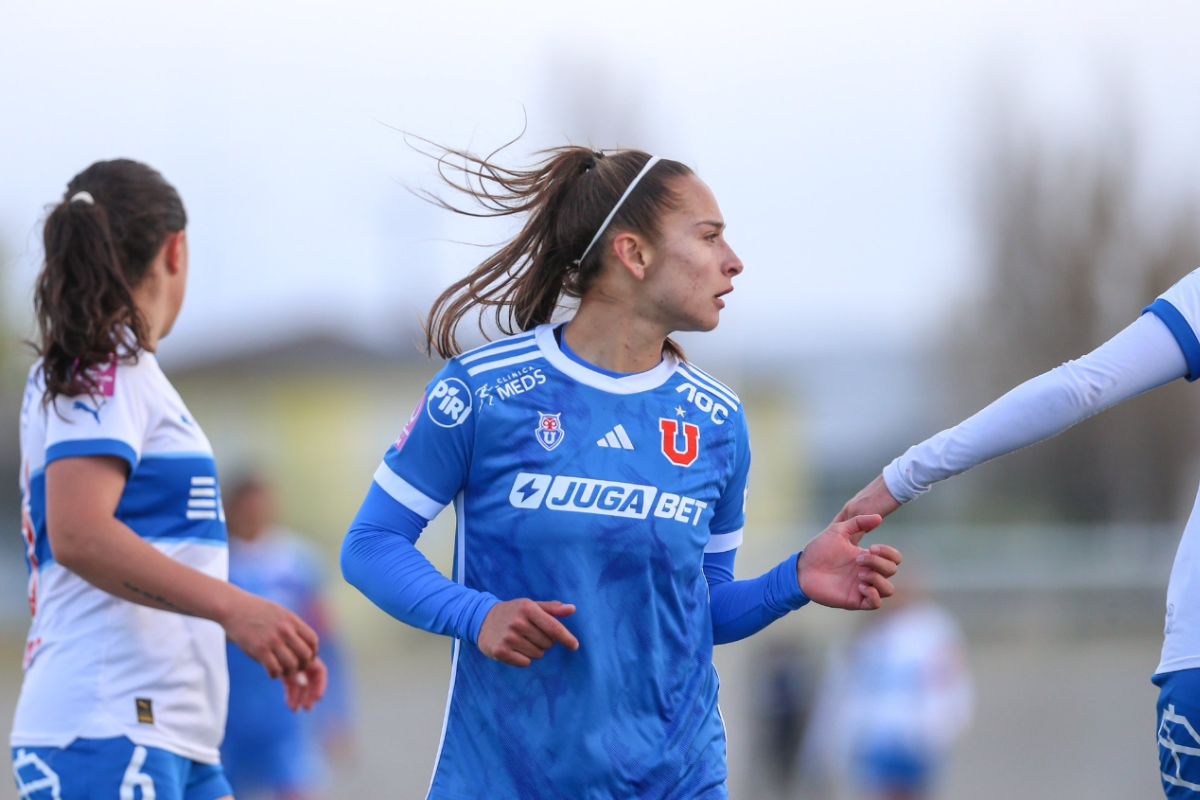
[
  {"left": 341, "top": 484, "right": 499, "bottom": 644},
  {"left": 703, "top": 548, "right": 809, "bottom": 645}
]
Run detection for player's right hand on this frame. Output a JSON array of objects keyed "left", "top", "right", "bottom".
[
  {"left": 222, "top": 590, "right": 319, "bottom": 679},
  {"left": 283, "top": 656, "right": 328, "bottom": 711},
  {"left": 478, "top": 599, "right": 580, "bottom": 667}
]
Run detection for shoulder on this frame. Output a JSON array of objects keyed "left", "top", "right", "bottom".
[
  {"left": 671, "top": 359, "right": 745, "bottom": 423},
  {"left": 95, "top": 351, "right": 163, "bottom": 397},
  {"left": 448, "top": 328, "right": 545, "bottom": 384},
  {"left": 410, "top": 332, "right": 544, "bottom": 433}
]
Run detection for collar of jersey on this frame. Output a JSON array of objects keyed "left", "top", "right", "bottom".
[{"left": 535, "top": 324, "right": 679, "bottom": 395}]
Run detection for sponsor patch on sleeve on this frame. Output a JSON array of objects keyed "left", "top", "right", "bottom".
[{"left": 394, "top": 391, "right": 426, "bottom": 451}]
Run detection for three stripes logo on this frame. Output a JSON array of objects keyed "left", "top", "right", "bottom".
[
  {"left": 596, "top": 424, "right": 635, "bottom": 450},
  {"left": 187, "top": 476, "right": 224, "bottom": 521}
]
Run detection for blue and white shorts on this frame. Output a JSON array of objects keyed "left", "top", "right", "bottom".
[
  {"left": 1155, "top": 669, "right": 1200, "bottom": 798},
  {"left": 11, "top": 736, "right": 231, "bottom": 800}
]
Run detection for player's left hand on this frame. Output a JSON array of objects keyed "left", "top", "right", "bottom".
[
  {"left": 834, "top": 474, "right": 901, "bottom": 523},
  {"left": 283, "top": 656, "right": 328, "bottom": 712},
  {"left": 797, "top": 515, "right": 901, "bottom": 610}
]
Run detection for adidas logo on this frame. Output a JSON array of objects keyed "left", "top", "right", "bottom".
[{"left": 596, "top": 424, "right": 635, "bottom": 450}]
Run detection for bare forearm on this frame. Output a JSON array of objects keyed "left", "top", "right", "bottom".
[{"left": 55, "top": 517, "right": 238, "bottom": 624}]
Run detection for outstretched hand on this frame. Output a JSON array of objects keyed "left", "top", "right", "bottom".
[
  {"left": 834, "top": 474, "right": 901, "bottom": 523},
  {"left": 798, "top": 514, "right": 902, "bottom": 610}
]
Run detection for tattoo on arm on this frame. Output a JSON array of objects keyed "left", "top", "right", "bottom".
[{"left": 123, "top": 581, "right": 186, "bottom": 613}]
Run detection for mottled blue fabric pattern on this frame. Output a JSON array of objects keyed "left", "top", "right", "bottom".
[{"left": 348, "top": 327, "right": 773, "bottom": 799}]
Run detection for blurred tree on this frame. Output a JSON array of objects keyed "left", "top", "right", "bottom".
[
  {"left": 1, "top": 236, "right": 27, "bottom": 567},
  {"left": 954, "top": 99, "right": 1200, "bottom": 522}
]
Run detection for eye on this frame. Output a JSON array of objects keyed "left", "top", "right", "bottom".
[{"left": 704, "top": 231, "right": 720, "bottom": 242}]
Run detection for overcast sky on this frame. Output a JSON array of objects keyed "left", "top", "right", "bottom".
[{"left": 3, "top": 0, "right": 1199, "bottom": 365}]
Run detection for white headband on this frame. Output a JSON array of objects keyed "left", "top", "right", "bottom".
[
  {"left": 574, "top": 155, "right": 662, "bottom": 266},
  {"left": 69, "top": 191, "right": 95, "bottom": 205}
]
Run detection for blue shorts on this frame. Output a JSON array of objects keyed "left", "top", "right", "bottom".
[
  {"left": 11, "top": 736, "right": 231, "bottom": 800},
  {"left": 853, "top": 740, "right": 935, "bottom": 794},
  {"left": 1155, "top": 669, "right": 1200, "bottom": 798},
  {"left": 221, "top": 726, "right": 322, "bottom": 796}
]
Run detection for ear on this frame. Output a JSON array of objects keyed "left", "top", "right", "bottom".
[
  {"left": 164, "top": 230, "right": 187, "bottom": 276},
  {"left": 611, "top": 231, "right": 652, "bottom": 281}
]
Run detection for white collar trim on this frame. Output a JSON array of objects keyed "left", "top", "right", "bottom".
[{"left": 534, "top": 324, "right": 679, "bottom": 395}]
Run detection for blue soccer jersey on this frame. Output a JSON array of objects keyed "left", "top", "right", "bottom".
[{"left": 347, "top": 324, "right": 780, "bottom": 799}]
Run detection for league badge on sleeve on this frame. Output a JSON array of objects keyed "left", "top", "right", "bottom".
[
  {"left": 536, "top": 412, "right": 565, "bottom": 451},
  {"left": 394, "top": 391, "right": 426, "bottom": 451}
]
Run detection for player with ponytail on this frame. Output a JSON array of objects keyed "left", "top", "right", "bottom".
[
  {"left": 343, "top": 142, "right": 903, "bottom": 799},
  {"left": 12, "top": 159, "right": 325, "bottom": 800}
]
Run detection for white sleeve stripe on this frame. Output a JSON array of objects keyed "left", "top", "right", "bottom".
[
  {"left": 687, "top": 363, "right": 741, "bottom": 400},
  {"left": 373, "top": 463, "right": 446, "bottom": 520},
  {"left": 705, "top": 528, "right": 744, "bottom": 553},
  {"left": 685, "top": 365, "right": 741, "bottom": 408},
  {"left": 459, "top": 334, "right": 538, "bottom": 364},
  {"left": 466, "top": 349, "right": 542, "bottom": 376},
  {"left": 677, "top": 364, "right": 740, "bottom": 409}
]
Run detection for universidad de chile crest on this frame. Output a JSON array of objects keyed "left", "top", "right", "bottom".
[{"left": 536, "top": 412, "right": 565, "bottom": 451}]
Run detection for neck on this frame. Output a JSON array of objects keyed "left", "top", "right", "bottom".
[
  {"left": 131, "top": 285, "right": 164, "bottom": 352},
  {"left": 563, "top": 294, "right": 669, "bottom": 374}
]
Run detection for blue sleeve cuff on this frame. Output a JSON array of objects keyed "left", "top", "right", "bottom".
[
  {"left": 708, "top": 550, "right": 810, "bottom": 644},
  {"left": 1144, "top": 298, "right": 1200, "bottom": 382},
  {"left": 466, "top": 594, "right": 501, "bottom": 644},
  {"left": 775, "top": 551, "right": 810, "bottom": 611},
  {"left": 45, "top": 438, "right": 138, "bottom": 471}
]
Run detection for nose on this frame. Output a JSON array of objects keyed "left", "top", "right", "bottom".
[{"left": 723, "top": 243, "right": 744, "bottom": 277}]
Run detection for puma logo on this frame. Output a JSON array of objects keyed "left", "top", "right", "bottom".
[{"left": 72, "top": 401, "right": 101, "bottom": 425}]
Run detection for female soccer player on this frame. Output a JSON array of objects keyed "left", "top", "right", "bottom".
[
  {"left": 222, "top": 473, "right": 354, "bottom": 799},
  {"left": 342, "top": 146, "right": 903, "bottom": 799},
  {"left": 12, "top": 159, "right": 326, "bottom": 800},
  {"left": 836, "top": 269, "right": 1200, "bottom": 798}
]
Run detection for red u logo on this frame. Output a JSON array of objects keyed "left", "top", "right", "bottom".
[{"left": 659, "top": 419, "right": 700, "bottom": 467}]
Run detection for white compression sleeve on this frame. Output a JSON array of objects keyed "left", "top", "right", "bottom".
[{"left": 883, "top": 313, "right": 1190, "bottom": 503}]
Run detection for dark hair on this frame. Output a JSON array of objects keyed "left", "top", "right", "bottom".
[
  {"left": 417, "top": 139, "right": 693, "bottom": 358},
  {"left": 34, "top": 159, "right": 186, "bottom": 403},
  {"left": 224, "top": 471, "right": 269, "bottom": 509}
]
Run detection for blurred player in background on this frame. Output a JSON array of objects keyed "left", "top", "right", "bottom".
[
  {"left": 838, "top": 267, "right": 1200, "bottom": 798},
  {"left": 221, "top": 472, "right": 354, "bottom": 800},
  {"left": 12, "top": 159, "right": 325, "bottom": 800},
  {"left": 803, "top": 581, "right": 972, "bottom": 800},
  {"left": 342, "top": 143, "right": 904, "bottom": 799},
  {"left": 750, "top": 639, "right": 820, "bottom": 799}
]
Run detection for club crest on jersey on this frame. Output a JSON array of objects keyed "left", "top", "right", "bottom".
[
  {"left": 536, "top": 412, "right": 565, "bottom": 451},
  {"left": 659, "top": 418, "right": 700, "bottom": 467}
]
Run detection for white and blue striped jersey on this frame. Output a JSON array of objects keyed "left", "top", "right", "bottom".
[
  {"left": 14, "top": 354, "right": 229, "bottom": 764},
  {"left": 363, "top": 323, "right": 751, "bottom": 799},
  {"left": 1145, "top": 271, "right": 1200, "bottom": 675}
]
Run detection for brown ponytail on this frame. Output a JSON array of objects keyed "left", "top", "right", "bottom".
[
  {"left": 415, "top": 138, "right": 693, "bottom": 358},
  {"left": 34, "top": 159, "right": 186, "bottom": 403}
]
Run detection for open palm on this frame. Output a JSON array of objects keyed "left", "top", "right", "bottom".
[{"left": 798, "top": 514, "right": 901, "bottom": 610}]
